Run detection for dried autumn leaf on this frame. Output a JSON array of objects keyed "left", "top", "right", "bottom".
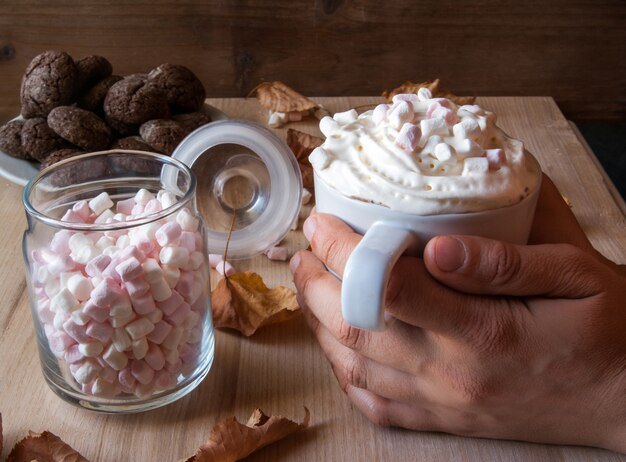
[
  {"left": 286, "top": 128, "right": 323, "bottom": 191},
  {"left": 211, "top": 271, "right": 300, "bottom": 336},
  {"left": 8, "top": 430, "right": 90, "bottom": 462},
  {"left": 184, "top": 407, "right": 310, "bottom": 462},
  {"left": 383, "top": 78, "right": 476, "bottom": 106},
  {"left": 250, "top": 81, "right": 318, "bottom": 113}
]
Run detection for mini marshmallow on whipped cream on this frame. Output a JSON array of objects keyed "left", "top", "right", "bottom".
[{"left": 309, "top": 88, "right": 540, "bottom": 215}]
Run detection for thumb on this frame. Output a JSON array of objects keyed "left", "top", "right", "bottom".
[{"left": 423, "top": 235, "right": 607, "bottom": 298}]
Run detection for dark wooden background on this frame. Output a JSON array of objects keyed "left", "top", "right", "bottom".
[{"left": 1, "top": 0, "right": 625, "bottom": 123}]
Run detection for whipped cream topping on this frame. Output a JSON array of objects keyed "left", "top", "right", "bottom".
[{"left": 309, "top": 90, "right": 540, "bottom": 215}]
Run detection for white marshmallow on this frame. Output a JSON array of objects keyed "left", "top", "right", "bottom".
[
  {"left": 309, "top": 147, "right": 331, "bottom": 170},
  {"left": 175, "top": 209, "right": 198, "bottom": 231},
  {"left": 159, "top": 246, "right": 189, "bottom": 268},
  {"left": 333, "top": 109, "right": 358, "bottom": 125},
  {"left": 71, "top": 310, "right": 90, "bottom": 326},
  {"left": 434, "top": 143, "right": 456, "bottom": 163},
  {"left": 73, "top": 361, "right": 101, "bottom": 384},
  {"left": 301, "top": 188, "right": 312, "bottom": 205},
  {"left": 134, "top": 188, "right": 155, "bottom": 206},
  {"left": 453, "top": 118, "right": 481, "bottom": 141},
  {"left": 89, "top": 192, "right": 114, "bottom": 215},
  {"left": 319, "top": 116, "right": 340, "bottom": 137},
  {"left": 142, "top": 258, "right": 163, "bottom": 283},
  {"left": 51, "top": 288, "right": 79, "bottom": 313},
  {"left": 163, "top": 265, "right": 181, "bottom": 288},
  {"left": 462, "top": 157, "right": 489, "bottom": 176},
  {"left": 112, "top": 328, "right": 132, "bottom": 351},
  {"left": 150, "top": 278, "right": 172, "bottom": 302},
  {"left": 417, "top": 87, "right": 433, "bottom": 101},
  {"left": 78, "top": 341, "right": 104, "bottom": 357},
  {"left": 125, "top": 318, "right": 155, "bottom": 340},
  {"left": 67, "top": 274, "right": 92, "bottom": 301},
  {"left": 132, "top": 337, "right": 149, "bottom": 359},
  {"left": 420, "top": 117, "right": 449, "bottom": 140},
  {"left": 94, "top": 209, "right": 115, "bottom": 224},
  {"left": 456, "top": 139, "right": 485, "bottom": 158}
]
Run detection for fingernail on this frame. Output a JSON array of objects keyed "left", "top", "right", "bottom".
[
  {"left": 289, "top": 252, "right": 301, "bottom": 274},
  {"left": 434, "top": 236, "right": 466, "bottom": 272},
  {"left": 303, "top": 216, "right": 317, "bottom": 242}
]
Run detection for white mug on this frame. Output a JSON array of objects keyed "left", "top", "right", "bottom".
[{"left": 313, "top": 154, "right": 542, "bottom": 331}]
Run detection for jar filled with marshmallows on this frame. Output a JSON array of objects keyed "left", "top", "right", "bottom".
[{"left": 22, "top": 151, "right": 214, "bottom": 412}]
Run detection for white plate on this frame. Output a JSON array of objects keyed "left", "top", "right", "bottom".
[{"left": 0, "top": 103, "right": 228, "bottom": 187}]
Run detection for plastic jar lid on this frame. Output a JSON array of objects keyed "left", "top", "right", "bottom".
[{"left": 168, "top": 120, "right": 302, "bottom": 259}]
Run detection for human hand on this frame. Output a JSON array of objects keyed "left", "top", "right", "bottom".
[{"left": 290, "top": 177, "right": 626, "bottom": 452}]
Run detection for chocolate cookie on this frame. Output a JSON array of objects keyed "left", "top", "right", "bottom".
[
  {"left": 20, "top": 50, "right": 78, "bottom": 118},
  {"left": 111, "top": 136, "right": 153, "bottom": 152},
  {"left": 172, "top": 111, "right": 212, "bottom": 133},
  {"left": 48, "top": 106, "right": 112, "bottom": 151},
  {"left": 40, "top": 148, "right": 85, "bottom": 170},
  {"left": 0, "top": 119, "right": 28, "bottom": 159},
  {"left": 148, "top": 64, "right": 206, "bottom": 113},
  {"left": 78, "top": 75, "right": 122, "bottom": 113},
  {"left": 41, "top": 148, "right": 108, "bottom": 187},
  {"left": 105, "top": 115, "right": 139, "bottom": 137},
  {"left": 75, "top": 55, "right": 113, "bottom": 94},
  {"left": 139, "top": 119, "right": 186, "bottom": 155},
  {"left": 104, "top": 75, "right": 169, "bottom": 125},
  {"left": 21, "top": 117, "right": 67, "bottom": 161}
]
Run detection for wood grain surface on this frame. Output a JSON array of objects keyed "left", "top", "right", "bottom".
[
  {"left": 0, "top": 1, "right": 625, "bottom": 124},
  {"left": 0, "top": 97, "right": 625, "bottom": 461}
]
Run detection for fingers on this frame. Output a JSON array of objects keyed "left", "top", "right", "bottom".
[
  {"left": 303, "top": 212, "right": 361, "bottom": 277},
  {"left": 346, "top": 386, "right": 442, "bottom": 432},
  {"left": 423, "top": 234, "right": 609, "bottom": 298},
  {"left": 291, "top": 249, "right": 439, "bottom": 367},
  {"left": 529, "top": 175, "right": 593, "bottom": 250}
]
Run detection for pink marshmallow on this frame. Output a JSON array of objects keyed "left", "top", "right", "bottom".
[
  {"left": 431, "top": 106, "right": 459, "bottom": 126},
  {"left": 116, "top": 198, "right": 136, "bottom": 215},
  {"left": 118, "top": 368, "right": 137, "bottom": 393},
  {"left": 147, "top": 320, "right": 173, "bottom": 344},
  {"left": 166, "top": 302, "right": 191, "bottom": 326},
  {"left": 86, "top": 322, "right": 114, "bottom": 343},
  {"left": 50, "top": 230, "right": 72, "bottom": 255},
  {"left": 131, "top": 292, "right": 157, "bottom": 315},
  {"left": 72, "top": 200, "right": 91, "bottom": 221},
  {"left": 178, "top": 232, "right": 196, "bottom": 253},
  {"left": 124, "top": 278, "right": 150, "bottom": 298},
  {"left": 486, "top": 148, "right": 507, "bottom": 170},
  {"left": 154, "top": 370, "right": 175, "bottom": 389},
  {"left": 156, "top": 291, "right": 184, "bottom": 316},
  {"left": 136, "top": 240, "right": 155, "bottom": 256},
  {"left": 156, "top": 222, "right": 182, "bottom": 247},
  {"left": 83, "top": 300, "right": 110, "bottom": 323},
  {"left": 90, "top": 278, "right": 123, "bottom": 308},
  {"left": 86, "top": 254, "right": 111, "bottom": 277},
  {"left": 49, "top": 331, "right": 76, "bottom": 352},
  {"left": 64, "top": 344, "right": 85, "bottom": 363},
  {"left": 115, "top": 256, "right": 144, "bottom": 282},
  {"left": 131, "top": 360, "right": 155, "bottom": 385},
  {"left": 208, "top": 253, "right": 223, "bottom": 268},
  {"left": 61, "top": 209, "right": 83, "bottom": 223},
  {"left": 63, "top": 319, "right": 92, "bottom": 344},
  {"left": 143, "top": 199, "right": 162, "bottom": 215},
  {"left": 395, "top": 123, "right": 421, "bottom": 152},
  {"left": 144, "top": 343, "right": 165, "bottom": 371},
  {"left": 264, "top": 246, "right": 289, "bottom": 261},
  {"left": 175, "top": 271, "right": 194, "bottom": 299},
  {"left": 130, "top": 203, "right": 145, "bottom": 216}
]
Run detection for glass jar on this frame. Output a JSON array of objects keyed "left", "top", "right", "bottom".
[{"left": 22, "top": 150, "right": 214, "bottom": 413}]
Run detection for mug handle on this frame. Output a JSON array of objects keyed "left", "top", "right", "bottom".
[{"left": 342, "top": 221, "right": 419, "bottom": 331}]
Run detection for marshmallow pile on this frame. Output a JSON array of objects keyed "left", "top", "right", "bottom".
[
  {"left": 310, "top": 89, "right": 540, "bottom": 215},
  {"left": 30, "top": 189, "right": 210, "bottom": 399}
]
